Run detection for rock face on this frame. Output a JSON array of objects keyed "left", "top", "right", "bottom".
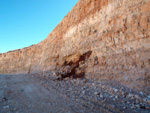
[{"left": 0, "top": 0, "right": 150, "bottom": 90}]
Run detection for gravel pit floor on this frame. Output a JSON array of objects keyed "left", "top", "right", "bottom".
[{"left": 0, "top": 74, "right": 150, "bottom": 113}]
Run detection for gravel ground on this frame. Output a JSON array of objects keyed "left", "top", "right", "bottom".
[{"left": 0, "top": 74, "right": 150, "bottom": 113}]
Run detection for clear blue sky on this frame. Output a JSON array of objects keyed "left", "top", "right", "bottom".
[{"left": 0, "top": 0, "right": 78, "bottom": 53}]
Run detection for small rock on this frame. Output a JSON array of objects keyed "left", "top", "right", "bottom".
[
  {"left": 128, "top": 93, "right": 134, "bottom": 99},
  {"left": 110, "top": 96, "right": 113, "bottom": 98},
  {"left": 83, "top": 79, "right": 86, "bottom": 84},
  {"left": 146, "top": 100, "right": 150, "bottom": 104},
  {"left": 127, "top": 101, "right": 130, "bottom": 104},
  {"left": 53, "top": 72, "right": 58, "bottom": 77},
  {"left": 100, "top": 95, "right": 103, "bottom": 98},
  {"left": 101, "top": 85, "right": 105, "bottom": 89},
  {"left": 2, "top": 97, "right": 8, "bottom": 101},
  {"left": 4, "top": 85, "right": 7, "bottom": 88},
  {"left": 134, "top": 95, "right": 140, "bottom": 99},
  {"left": 7, "top": 91, "right": 13, "bottom": 93},
  {"left": 92, "top": 83, "right": 96, "bottom": 86},
  {"left": 140, "top": 91, "right": 144, "bottom": 95},
  {"left": 13, "top": 108, "right": 18, "bottom": 111},
  {"left": 115, "top": 95, "right": 118, "bottom": 99},
  {"left": 121, "top": 92, "right": 125, "bottom": 95},
  {"left": 145, "top": 106, "right": 150, "bottom": 110},
  {"left": 55, "top": 82, "right": 58, "bottom": 85},
  {"left": 143, "top": 98, "right": 147, "bottom": 102},
  {"left": 75, "top": 79, "right": 80, "bottom": 85},
  {"left": 65, "top": 78, "right": 69, "bottom": 81},
  {"left": 136, "top": 104, "right": 146, "bottom": 109},
  {"left": 136, "top": 105, "right": 141, "bottom": 108},
  {"left": 123, "top": 92, "right": 128, "bottom": 97},
  {"left": 83, "top": 85, "right": 87, "bottom": 89},
  {"left": 3, "top": 105, "right": 9, "bottom": 109},
  {"left": 102, "top": 98, "right": 106, "bottom": 102},
  {"left": 131, "top": 106, "right": 136, "bottom": 109},
  {"left": 109, "top": 87, "right": 113, "bottom": 92},
  {"left": 113, "top": 88, "right": 118, "bottom": 92},
  {"left": 111, "top": 105, "right": 115, "bottom": 108},
  {"left": 94, "top": 92, "right": 100, "bottom": 95},
  {"left": 123, "top": 106, "right": 127, "bottom": 109},
  {"left": 124, "top": 100, "right": 127, "bottom": 103},
  {"left": 136, "top": 99, "right": 140, "bottom": 104},
  {"left": 147, "top": 95, "right": 150, "bottom": 99},
  {"left": 69, "top": 88, "right": 73, "bottom": 91},
  {"left": 82, "top": 90, "right": 85, "bottom": 94}
]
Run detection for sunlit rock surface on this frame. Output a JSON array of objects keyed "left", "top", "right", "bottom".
[{"left": 0, "top": 0, "right": 150, "bottom": 91}]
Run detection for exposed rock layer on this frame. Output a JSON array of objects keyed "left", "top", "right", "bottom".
[{"left": 0, "top": 0, "right": 150, "bottom": 90}]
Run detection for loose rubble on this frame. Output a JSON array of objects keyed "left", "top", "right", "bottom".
[{"left": 35, "top": 74, "right": 150, "bottom": 113}]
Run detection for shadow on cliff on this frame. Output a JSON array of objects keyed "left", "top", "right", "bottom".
[{"left": 57, "top": 50, "right": 92, "bottom": 80}]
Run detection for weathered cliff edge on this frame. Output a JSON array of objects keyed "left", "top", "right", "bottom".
[{"left": 0, "top": 0, "right": 150, "bottom": 90}]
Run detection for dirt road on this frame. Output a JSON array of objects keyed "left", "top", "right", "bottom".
[
  {"left": 0, "top": 74, "right": 112, "bottom": 113},
  {"left": 0, "top": 74, "right": 149, "bottom": 113}
]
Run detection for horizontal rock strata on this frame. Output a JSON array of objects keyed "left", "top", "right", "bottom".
[{"left": 0, "top": 0, "right": 150, "bottom": 90}]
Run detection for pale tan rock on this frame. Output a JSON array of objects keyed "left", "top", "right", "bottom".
[
  {"left": 0, "top": 0, "right": 150, "bottom": 90},
  {"left": 146, "top": 100, "right": 150, "bottom": 105}
]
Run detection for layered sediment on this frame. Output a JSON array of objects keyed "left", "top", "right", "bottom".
[{"left": 0, "top": 0, "right": 150, "bottom": 90}]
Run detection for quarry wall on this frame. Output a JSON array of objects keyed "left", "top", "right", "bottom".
[{"left": 0, "top": 0, "right": 150, "bottom": 90}]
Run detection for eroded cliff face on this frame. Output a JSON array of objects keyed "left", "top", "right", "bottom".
[{"left": 0, "top": 0, "right": 150, "bottom": 90}]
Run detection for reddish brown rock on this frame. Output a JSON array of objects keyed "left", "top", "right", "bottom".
[{"left": 0, "top": 0, "right": 150, "bottom": 90}]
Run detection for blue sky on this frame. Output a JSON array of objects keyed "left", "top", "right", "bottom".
[{"left": 0, "top": 0, "right": 78, "bottom": 53}]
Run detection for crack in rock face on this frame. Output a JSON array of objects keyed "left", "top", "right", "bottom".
[{"left": 53, "top": 51, "right": 92, "bottom": 80}]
